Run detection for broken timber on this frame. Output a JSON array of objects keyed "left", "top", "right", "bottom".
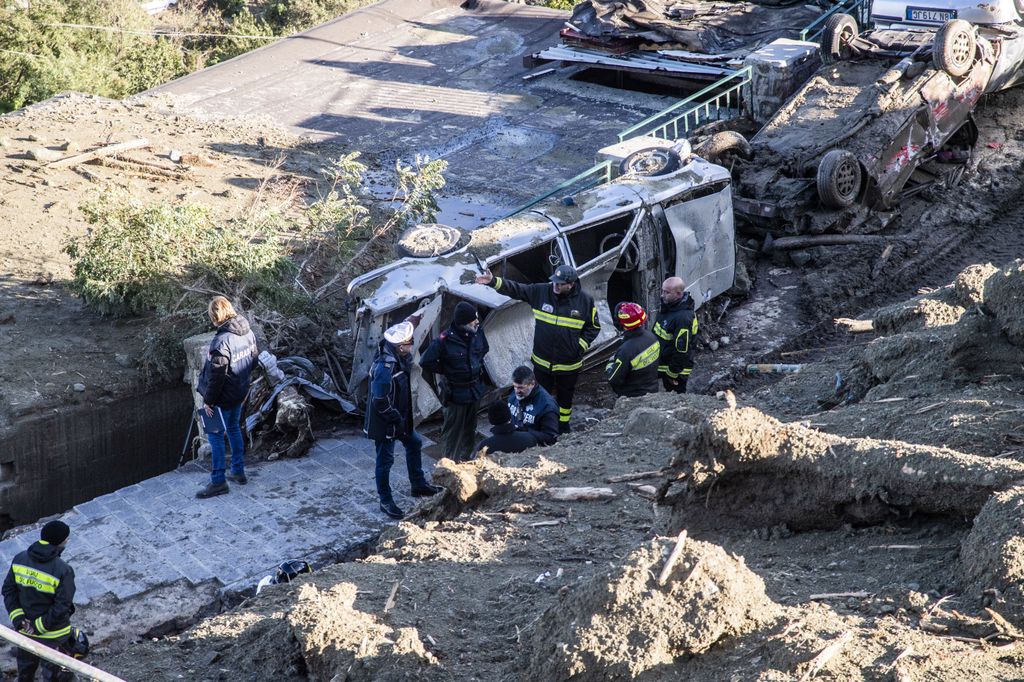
[{"left": 47, "top": 138, "right": 150, "bottom": 169}]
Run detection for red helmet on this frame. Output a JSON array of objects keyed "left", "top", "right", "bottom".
[{"left": 615, "top": 302, "right": 647, "bottom": 330}]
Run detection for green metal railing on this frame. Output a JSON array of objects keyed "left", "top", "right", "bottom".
[
  {"left": 800, "top": 0, "right": 872, "bottom": 42},
  {"left": 617, "top": 66, "right": 752, "bottom": 143}
]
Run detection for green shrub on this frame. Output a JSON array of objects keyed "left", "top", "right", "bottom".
[{"left": 65, "top": 191, "right": 295, "bottom": 317}]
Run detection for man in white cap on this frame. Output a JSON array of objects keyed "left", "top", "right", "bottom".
[{"left": 364, "top": 317, "right": 441, "bottom": 519}]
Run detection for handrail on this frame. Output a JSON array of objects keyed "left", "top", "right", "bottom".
[
  {"left": 0, "top": 626, "right": 127, "bottom": 682},
  {"left": 503, "top": 160, "right": 613, "bottom": 218},
  {"left": 617, "top": 66, "right": 752, "bottom": 142},
  {"left": 800, "top": 0, "right": 872, "bottom": 42}
]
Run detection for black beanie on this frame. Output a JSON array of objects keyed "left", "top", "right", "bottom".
[
  {"left": 41, "top": 520, "right": 70, "bottom": 545},
  {"left": 488, "top": 400, "right": 511, "bottom": 426},
  {"left": 454, "top": 301, "right": 478, "bottom": 326}
]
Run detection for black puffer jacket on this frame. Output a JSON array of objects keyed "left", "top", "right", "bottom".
[
  {"left": 364, "top": 341, "right": 414, "bottom": 441},
  {"left": 653, "top": 294, "right": 698, "bottom": 380},
  {"left": 420, "top": 324, "right": 489, "bottom": 405},
  {"left": 605, "top": 328, "right": 661, "bottom": 397},
  {"left": 490, "top": 277, "right": 600, "bottom": 373},
  {"left": 2, "top": 541, "right": 76, "bottom": 641},
  {"left": 197, "top": 316, "right": 259, "bottom": 408}
]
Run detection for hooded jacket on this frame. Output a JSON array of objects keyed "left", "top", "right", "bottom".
[
  {"left": 2, "top": 541, "right": 75, "bottom": 641},
  {"left": 653, "top": 293, "right": 698, "bottom": 380},
  {"left": 605, "top": 327, "right": 661, "bottom": 398},
  {"left": 364, "top": 341, "right": 415, "bottom": 441},
  {"left": 489, "top": 277, "right": 600, "bottom": 373},
  {"left": 507, "top": 384, "right": 559, "bottom": 446},
  {"left": 420, "top": 323, "right": 489, "bottom": 405},
  {"left": 197, "top": 316, "right": 259, "bottom": 408}
]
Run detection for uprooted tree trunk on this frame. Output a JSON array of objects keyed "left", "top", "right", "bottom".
[{"left": 670, "top": 406, "right": 1024, "bottom": 528}]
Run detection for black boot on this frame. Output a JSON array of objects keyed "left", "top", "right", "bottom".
[
  {"left": 411, "top": 483, "right": 443, "bottom": 497},
  {"left": 379, "top": 499, "right": 404, "bottom": 519},
  {"left": 196, "top": 482, "right": 229, "bottom": 498}
]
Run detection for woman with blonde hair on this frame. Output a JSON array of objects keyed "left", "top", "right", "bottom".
[{"left": 196, "top": 296, "right": 258, "bottom": 498}]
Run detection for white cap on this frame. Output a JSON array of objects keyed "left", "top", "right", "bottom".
[{"left": 383, "top": 321, "right": 415, "bottom": 345}]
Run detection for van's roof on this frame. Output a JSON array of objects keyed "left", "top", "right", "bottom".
[{"left": 347, "top": 156, "right": 730, "bottom": 314}]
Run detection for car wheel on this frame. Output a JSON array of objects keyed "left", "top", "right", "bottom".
[
  {"left": 395, "top": 223, "right": 468, "bottom": 258},
  {"left": 820, "top": 13, "right": 858, "bottom": 64},
  {"left": 620, "top": 147, "right": 681, "bottom": 177},
  {"left": 693, "top": 131, "right": 753, "bottom": 163},
  {"left": 933, "top": 19, "right": 976, "bottom": 77},
  {"left": 816, "top": 149, "right": 862, "bottom": 209}
]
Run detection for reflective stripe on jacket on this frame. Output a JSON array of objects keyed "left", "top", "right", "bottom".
[
  {"left": 605, "top": 328, "right": 661, "bottom": 398},
  {"left": 653, "top": 294, "right": 697, "bottom": 379},
  {"left": 491, "top": 277, "right": 600, "bottom": 373}
]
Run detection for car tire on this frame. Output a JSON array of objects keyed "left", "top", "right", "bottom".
[
  {"left": 816, "top": 149, "right": 862, "bottom": 209},
  {"left": 820, "top": 13, "right": 858, "bottom": 64},
  {"left": 693, "top": 131, "right": 753, "bottom": 163},
  {"left": 620, "top": 147, "right": 681, "bottom": 177},
  {"left": 395, "top": 223, "right": 468, "bottom": 258},
  {"left": 933, "top": 19, "right": 976, "bottom": 77}
]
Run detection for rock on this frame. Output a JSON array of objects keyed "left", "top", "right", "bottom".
[
  {"left": 28, "top": 148, "right": 63, "bottom": 163},
  {"left": 58, "top": 140, "right": 80, "bottom": 152},
  {"left": 789, "top": 250, "right": 813, "bottom": 267},
  {"left": 169, "top": 149, "right": 183, "bottom": 162},
  {"left": 115, "top": 353, "right": 132, "bottom": 368},
  {"left": 708, "top": 340, "right": 720, "bottom": 351},
  {"left": 719, "top": 336, "right": 730, "bottom": 346},
  {"left": 72, "top": 383, "right": 86, "bottom": 392},
  {"left": 27, "top": 134, "right": 45, "bottom": 143}
]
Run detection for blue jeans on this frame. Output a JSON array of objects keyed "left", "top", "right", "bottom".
[
  {"left": 205, "top": 403, "right": 245, "bottom": 484},
  {"left": 374, "top": 431, "right": 428, "bottom": 503}
]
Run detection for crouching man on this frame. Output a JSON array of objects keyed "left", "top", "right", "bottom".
[
  {"left": 364, "top": 319, "right": 442, "bottom": 519},
  {"left": 507, "top": 365, "right": 559, "bottom": 446}
]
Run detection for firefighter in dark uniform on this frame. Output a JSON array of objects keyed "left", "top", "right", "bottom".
[
  {"left": 653, "top": 276, "right": 698, "bottom": 393},
  {"left": 2, "top": 520, "right": 76, "bottom": 682},
  {"left": 420, "top": 301, "right": 489, "bottom": 462},
  {"left": 476, "top": 264, "right": 600, "bottom": 433},
  {"left": 605, "top": 302, "right": 660, "bottom": 398}
]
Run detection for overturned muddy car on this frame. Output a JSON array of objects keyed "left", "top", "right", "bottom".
[
  {"left": 717, "top": 15, "right": 996, "bottom": 234},
  {"left": 345, "top": 138, "right": 735, "bottom": 421}
]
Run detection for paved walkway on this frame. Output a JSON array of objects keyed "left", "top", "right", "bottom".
[{"left": 0, "top": 432, "right": 433, "bottom": 603}]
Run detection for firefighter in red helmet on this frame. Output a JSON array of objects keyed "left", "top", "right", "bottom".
[{"left": 605, "top": 302, "right": 660, "bottom": 398}]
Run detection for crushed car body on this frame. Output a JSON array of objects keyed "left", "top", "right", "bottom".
[
  {"left": 345, "top": 138, "right": 735, "bottom": 421},
  {"left": 721, "top": 15, "right": 996, "bottom": 234}
]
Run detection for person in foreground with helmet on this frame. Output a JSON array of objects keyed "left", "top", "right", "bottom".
[
  {"left": 2, "top": 520, "right": 78, "bottom": 681},
  {"left": 196, "top": 295, "right": 258, "bottom": 499},
  {"left": 506, "top": 365, "right": 559, "bottom": 446},
  {"left": 653, "top": 277, "right": 698, "bottom": 393},
  {"left": 475, "top": 399, "right": 540, "bottom": 456},
  {"left": 476, "top": 264, "right": 600, "bottom": 433},
  {"left": 606, "top": 302, "right": 661, "bottom": 398},
  {"left": 365, "top": 317, "right": 442, "bottom": 519},
  {"left": 420, "top": 301, "right": 489, "bottom": 462}
]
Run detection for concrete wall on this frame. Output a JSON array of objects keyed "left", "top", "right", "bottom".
[{"left": 0, "top": 384, "right": 192, "bottom": 528}]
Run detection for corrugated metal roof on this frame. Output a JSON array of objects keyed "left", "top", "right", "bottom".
[{"left": 535, "top": 44, "right": 738, "bottom": 78}]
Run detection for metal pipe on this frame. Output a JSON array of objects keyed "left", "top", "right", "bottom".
[{"left": 0, "top": 627, "right": 127, "bottom": 682}]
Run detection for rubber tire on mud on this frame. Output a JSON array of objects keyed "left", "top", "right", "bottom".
[
  {"left": 693, "top": 131, "right": 752, "bottom": 163},
  {"left": 395, "top": 223, "right": 467, "bottom": 258},
  {"left": 619, "top": 147, "right": 682, "bottom": 177},
  {"left": 933, "top": 19, "right": 976, "bottom": 78},
  {"left": 820, "top": 13, "right": 858, "bottom": 64},
  {"left": 816, "top": 149, "right": 862, "bottom": 209}
]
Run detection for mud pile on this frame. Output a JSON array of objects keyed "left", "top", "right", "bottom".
[{"left": 521, "top": 537, "right": 780, "bottom": 681}]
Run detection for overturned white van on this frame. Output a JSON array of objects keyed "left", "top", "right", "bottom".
[{"left": 345, "top": 137, "right": 736, "bottom": 421}]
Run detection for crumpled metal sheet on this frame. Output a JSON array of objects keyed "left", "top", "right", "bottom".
[{"left": 569, "top": 0, "right": 822, "bottom": 55}]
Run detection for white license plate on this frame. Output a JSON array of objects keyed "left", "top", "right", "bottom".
[{"left": 906, "top": 7, "right": 956, "bottom": 22}]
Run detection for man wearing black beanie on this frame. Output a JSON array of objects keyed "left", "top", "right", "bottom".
[
  {"left": 3, "top": 520, "right": 77, "bottom": 681},
  {"left": 421, "top": 301, "right": 490, "bottom": 461}
]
